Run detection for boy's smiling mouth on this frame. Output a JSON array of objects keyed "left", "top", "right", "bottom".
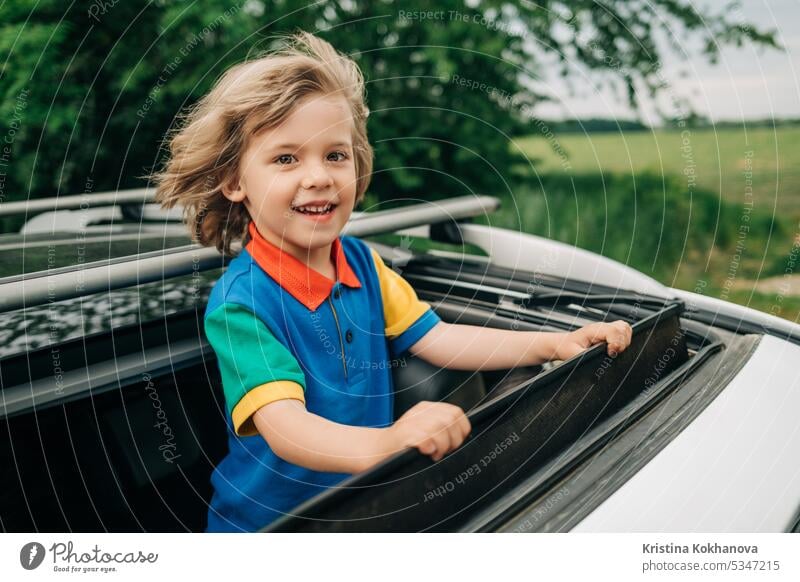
[{"left": 290, "top": 199, "right": 338, "bottom": 216}]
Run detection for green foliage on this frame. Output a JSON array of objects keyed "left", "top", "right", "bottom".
[{"left": 0, "top": 0, "right": 777, "bottom": 209}]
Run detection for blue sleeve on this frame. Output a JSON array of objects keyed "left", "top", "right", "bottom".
[{"left": 389, "top": 308, "right": 442, "bottom": 359}]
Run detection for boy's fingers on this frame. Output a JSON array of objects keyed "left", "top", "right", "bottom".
[
  {"left": 443, "top": 404, "right": 471, "bottom": 441},
  {"left": 433, "top": 426, "right": 453, "bottom": 457},
  {"left": 418, "top": 438, "right": 436, "bottom": 456},
  {"left": 601, "top": 321, "right": 632, "bottom": 355},
  {"left": 614, "top": 320, "right": 633, "bottom": 343},
  {"left": 587, "top": 324, "right": 605, "bottom": 343},
  {"left": 592, "top": 323, "right": 616, "bottom": 345},
  {"left": 445, "top": 420, "right": 465, "bottom": 453},
  {"left": 408, "top": 404, "right": 471, "bottom": 460},
  {"left": 441, "top": 412, "right": 470, "bottom": 457},
  {"left": 458, "top": 413, "right": 471, "bottom": 440}
]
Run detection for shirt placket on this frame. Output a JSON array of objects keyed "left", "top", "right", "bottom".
[{"left": 327, "top": 282, "right": 352, "bottom": 381}]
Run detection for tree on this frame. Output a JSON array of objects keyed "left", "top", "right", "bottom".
[{"left": 0, "top": 0, "right": 778, "bottom": 218}]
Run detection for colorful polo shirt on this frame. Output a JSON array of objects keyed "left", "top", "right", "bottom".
[{"left": 204, "top": 222, "right": 442, "bottom": 532}]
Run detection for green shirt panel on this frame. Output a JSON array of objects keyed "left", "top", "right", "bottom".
[{"left": 204, "top": 303, "right": 307, "bottom": 418}]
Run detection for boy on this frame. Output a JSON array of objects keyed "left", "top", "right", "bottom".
[{"left": 154, "top": 32, "right": 632, "bottom": 532}]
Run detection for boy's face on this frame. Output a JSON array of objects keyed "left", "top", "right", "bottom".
[{"left": 223, "top": 93, "right": 358, "bottom": 259}]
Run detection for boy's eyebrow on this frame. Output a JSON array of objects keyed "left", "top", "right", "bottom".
[{"left": 269, "top": 141, "right": 352, "bottom": 150}]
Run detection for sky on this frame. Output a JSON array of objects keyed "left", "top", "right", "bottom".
[{"left": 533, "top": 0, "right": 800, "bottom": 123}]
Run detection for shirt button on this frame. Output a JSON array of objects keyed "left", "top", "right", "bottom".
[
  {"left": 333, "top": 287, "right": 341, "bottom": 299},
  {"left": 345, "top": 329, "right": 353, "bottom": 343}
]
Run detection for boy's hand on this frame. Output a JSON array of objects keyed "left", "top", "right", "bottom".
[
  {"left": 388, "top": 401, "right": 471, "bottom": 462},
  {"left": 554, "top": 320, "right": 633, "bottom": 360}
]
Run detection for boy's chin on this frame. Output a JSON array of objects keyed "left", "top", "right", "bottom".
[{"left": 292, "top": 230, "right": 341, "bottom": 249}]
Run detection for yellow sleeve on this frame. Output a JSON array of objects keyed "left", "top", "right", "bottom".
[
  {"left": 368, "top": 247, "right": 433, "bottom": 337},
  {"left": 231, "top": 381, "right": 305, "bottom": 437}
]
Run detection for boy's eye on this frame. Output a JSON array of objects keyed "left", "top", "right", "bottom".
[
  {"left": 275, "top": 154, "right": 297, "bottom": 165},
  {"left": 327, "top": 151, "right": 348, "bottom": 162}
]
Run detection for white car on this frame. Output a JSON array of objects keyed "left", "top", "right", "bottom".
[{"left": 1, "top": 192, "right": 798, "bottom": 532}]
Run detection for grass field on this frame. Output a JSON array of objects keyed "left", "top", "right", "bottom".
[
  {"left": 504, "top": 125, "right": 800, "bottom": 323},
  {"left": 515, "top": 126, "right": 800, "bottom": 218}
]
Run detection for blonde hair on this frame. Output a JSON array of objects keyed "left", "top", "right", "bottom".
[{"left": 152, "top": 31, "right": 373, "bottom": 254}]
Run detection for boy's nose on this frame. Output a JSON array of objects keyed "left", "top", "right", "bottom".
[{"left": 300, "top": 164, "right": 334, "bottom": 190}]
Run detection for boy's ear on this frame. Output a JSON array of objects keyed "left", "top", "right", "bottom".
[{"left": 221, "top": 175, "right": 246, "bottom": 203}]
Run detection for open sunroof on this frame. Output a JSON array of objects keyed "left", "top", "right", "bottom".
[{"left": 266, "top": 301, "right": 693, "bottom": 532}]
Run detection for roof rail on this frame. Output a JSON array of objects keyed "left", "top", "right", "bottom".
[
  {"left": 0, "top": 188, "right": 154, "bottom": 218},
  {"left": 0, "top": 195, "right": 500, "bottom": 314}
]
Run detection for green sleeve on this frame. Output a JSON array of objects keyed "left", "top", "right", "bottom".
[{"left": 204, "top": 303, "right": 306, "bottom": 435}]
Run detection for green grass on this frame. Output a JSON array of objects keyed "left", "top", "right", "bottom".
[
  {"left": 476, "top": 174, "right": 781, "bottom": 279},
  {"left": 514, "top": 126, "right": 800, "bottom": 218},
  {"left": 494, "top": 126, "right": 800, "bottom": 323}
]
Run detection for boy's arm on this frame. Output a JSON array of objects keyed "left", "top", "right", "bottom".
[
  {"left": 253, "top": 398, "right": 471, "bottom": 472},
  {"left": 408, "top": 320, "right": 633, "bottom": 370},
  {"left": 366, "top": 247, "right": 630, "bottom": 369},
  {"left": 206, "top": 302, "right": 471, "bottom": 472},
  {"left": 252, "top": 400, "right": 388, "bottom": 474}
]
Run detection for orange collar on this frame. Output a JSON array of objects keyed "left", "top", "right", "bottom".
[{"left": 245, "top": 222, "right": 362, "bottom": 311}]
